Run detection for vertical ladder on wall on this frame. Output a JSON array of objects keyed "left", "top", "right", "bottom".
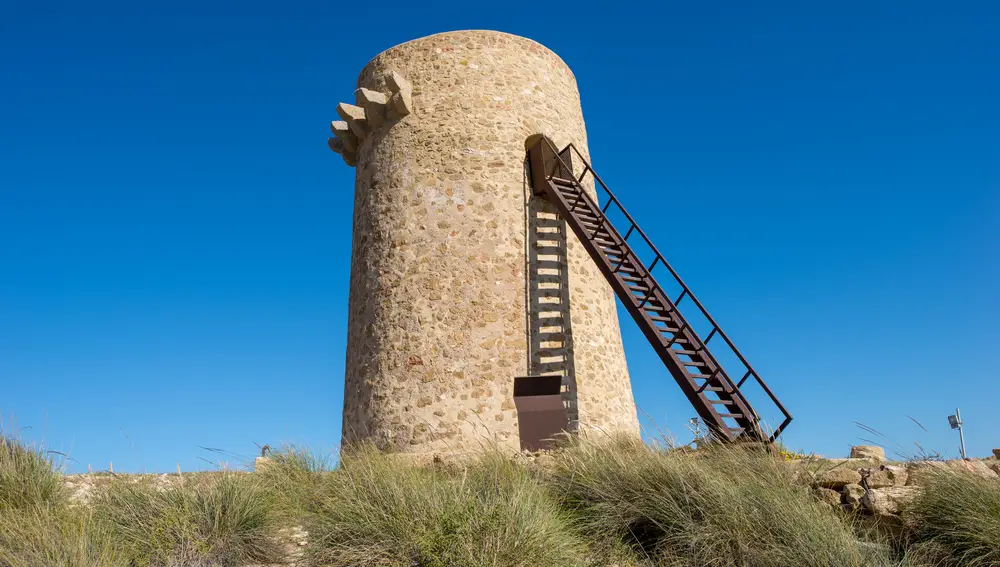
[{"left": 525, "top": 135, "right": 792, "bottom": 442}]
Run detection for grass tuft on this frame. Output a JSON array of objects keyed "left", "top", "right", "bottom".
[
  {"left": 90, "top": 471, "right": 282, "bottom": 566},
  {"left": 306, "top": 445, "right": 589, "bottom": 567},
  {"left": 0, "top": 436, "right": 66, "bottom": 510},
  {"left": 548, "top": 435, "right": 893, "bottom": 567},
  {"left": 906, "top": 469, "right": 1000, "bottom": 566}
]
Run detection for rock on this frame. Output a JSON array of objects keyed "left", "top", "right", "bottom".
[
  {"left": 867, "top": 465, "right": 908, "bottom": 488},
  {"left": 355, "top": 87, "right": 388, "bottom": 129},
  {"left": 336, "top": 103, "right": 369, "bottom": 138},
  {"left": 947, "top": 459, "right": 1000, "bottom": 479},
  {"left": 842, "top": 483, "right": 865, "bottom": 512},
  {"left": 850, "top": 445, "right": 886, "bottom": 463},
  {"left": 816, "top": 467, "right": 862, "bottom": 489},
  {"left": 330, "top": 120, "right": 358, "bottom": 152},
  {"left": 906, "top": 460, "right": 948, "bottom": 485},
  {"left": 993, "top": 448, "right": 1000, "bottom": 460},
  {"left": 814, "top": 487, "right": 842, "bottom": 507},
  {"left": 988, "top": 461, "right": 1000, "bottom": 476},
  {"left": 863, "top": 486, "right": 920, "bottom": 516},
  {"left": 906, "top": 459, "right": 998, "bottom": 486}
]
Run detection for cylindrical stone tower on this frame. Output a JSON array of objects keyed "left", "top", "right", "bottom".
[{"left": 333, "top": 30, "right": 639, "bottom": 456}]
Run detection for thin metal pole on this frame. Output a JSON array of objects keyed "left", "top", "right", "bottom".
[{"left": 957, "top": 408, "right": 967, "bottom": 460}]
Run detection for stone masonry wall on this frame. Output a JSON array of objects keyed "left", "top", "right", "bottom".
[{"left": 338, "top": 30, "right": 640, "bottom": 456}]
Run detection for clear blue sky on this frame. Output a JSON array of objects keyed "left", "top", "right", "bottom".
[{"left": 1, "top": 1, "right": 997, "bottom": 473}]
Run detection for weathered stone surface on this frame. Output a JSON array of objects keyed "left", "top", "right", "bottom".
[
  {"left": 863, "top": 486, "right": 920, "bottom": 516},
  {"left": 330, "top": 120, "right": 357, "bottom": 152},
  {"left": 988, "top": 461, "right": 1000, "bottom": 476},
  {"left": 386, "top": 70, "right": 412, "bottom": 95},
  {"left": 388, "top": 90, "right": 412, "bottom": 119},
  {"left": 815, "top": 487, "right": 842, "bottom": 507},
  {"left": 907, "top": 459, "right": 999, "bottom": 485},
  {"left": 254, "top": 456, "right": 273, "bottom": 472},
  {"left": 867, "top": 465, "right": 908, "bottom": 488},
  {"left": 816, "top": 467, "right": 863, "bottom": 489},
  {"left": 993, "top": 448, "right": 1000, "bottom": 460},
  {"left": 842, "top": 483, "right": 866, "bottom": 511},
  {"left": 336, "top": 103, "right": 369, "bottom": 138},
  {"left": 850, "top": 445, "right": 886, "bottom": 463},
  {"left": 341, "top": 31, "right": 639, "bottom": 457},
  {"left": 328, "top": 136, "right": 344, "bottom": 154},
  {"left": 355, "top": 87, "right": 388, "bottom": 128}
]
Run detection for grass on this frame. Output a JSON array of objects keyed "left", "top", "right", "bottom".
[
  {"left": 0, "top": 507, "right": 129, "bottom": 567},
  {"left": 3, "top": 434, "right": 1000, "bottom": 566},
  {"left": 301, "top": 445, "right": 590, "bottom": 567},
  {"left": 0, "top": 436, "right": 65, "bottom": 510},
  {"left": 547, "top": 436, "right": 895, "bottom": 567},
  {"left": 89, "top": 472, "right": 282, "bottom": 566},
  {"left": 905, "top": 469, "right": 1000, "bottom": 566}
]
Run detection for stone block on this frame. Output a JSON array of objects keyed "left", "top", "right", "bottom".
[
  {"left": 862, "top": 486, "right": 920, "bottom": 516},
  {"left": 993, "top": 448, "right": 1000, "bottom": 460},
  {"left": 842, "top": 483, "right": 865, "bottom": 511},
  {"left": 814, "top": 487, "right": 842, "bottom": 507},
  {"left": 337, "top": 103, "right": 369, "bottom": 138},
  {"left": 386, "top": 70, "right": 413, "bottom": 118},
  {"left": 816, "top": 467, "right": 862, "bottom": 489},
  {"left": 388, "top": 90, "right": 412, "bottom": 119},
  {"left": 356, "top": 87, "right": 388, "bottom": 129},
  {"left": 867, "top": 465, "right": 908, "bottom": 488},
  {"left": 850, "top": 445, "right": 886, "bottom": 463},
  {"left": 254, "top": 456, "right": 273, "bottom": 472},
  {"left": 330, "top": 120, "right": 358, "bottom": 152},
  {"left": 386, "top": 70, "right": 412, "bottom": 95},
  {"left": 907, "top": 459, "right": 999, "bottom": 485}
]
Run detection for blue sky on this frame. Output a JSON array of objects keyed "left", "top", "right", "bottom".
[{"left": 1, "top": 0, "right": 997, "bottom": 472}]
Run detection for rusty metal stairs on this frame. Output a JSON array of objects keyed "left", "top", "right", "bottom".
[{"left": 525, "top": 135, "right": 792, "bottom": 443}]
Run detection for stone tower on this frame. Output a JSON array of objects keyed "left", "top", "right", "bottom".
[{"left": 329, "top": 30, "right": 640, "bottom": 457}]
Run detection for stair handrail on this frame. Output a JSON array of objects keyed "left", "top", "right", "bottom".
[{"left": 535, "top": 136, "right": 792, "bottom": 441}]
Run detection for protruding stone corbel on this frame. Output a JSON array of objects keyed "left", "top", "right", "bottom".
[
  {"left": 336, "top": 103, "right": 369, "bottom": 139},
  {"left": 329, "top": 121, "right": 358, "bottom": 166},
  {"left": 355, "top": 88, "right": 389, "bottom": 129},
  {"left": 386, "top": 70, "right": 413, "bottom": 120},
  {"left": 327, "top": 70, "right": 413, "bottom": 168}
]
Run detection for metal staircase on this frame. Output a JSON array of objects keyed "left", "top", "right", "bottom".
[{"left": 526, "top": 135, "right": 792, "bottom": 442}]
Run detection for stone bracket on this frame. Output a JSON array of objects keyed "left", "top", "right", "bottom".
[{"left": 327, "top": 70, "right": 414, "bottom": 168}]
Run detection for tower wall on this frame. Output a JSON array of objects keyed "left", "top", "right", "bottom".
[{"left": 340, "top": 30, "right": 639, "bottom": 455}]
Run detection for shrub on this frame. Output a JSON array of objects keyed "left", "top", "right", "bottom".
[
  {"left": 906, "top": 469, "right": 1000, "bottom": 566},
  {"left": 90, "top": 472, "right": 281, "bottom": 566},
  {"left": 0, "top": 436, "right": 66, "bottom": 510},
  {"left": 306, "top": 446, "right": 588, "bottom": 567},
  {"left": 548, "top": 436, "right": 894, "bottom": 567}
]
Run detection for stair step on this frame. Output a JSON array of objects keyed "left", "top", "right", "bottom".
[
  {"left": 709, "top": 398, "right": 736, "bottom": 405},
  {"left": 550, "top": 177, "right": 577, "bottom": 186},
  {"left": 690, "top": 373, "right": 718, "bottom": 380},
  {"left": 718, "top": 413, "right": 745, "bottom": 419},
  {"left": 648, "top": 314, "right": 673, "bottom": 322},
  {"left": 681, "top": 360, "right": 708, "bottom": 367},
  {"left": 700, "top": 385, "right": 728, "bottom": 392},
  {"left": 657, "top": 326, "right": 681, "bottom": 334},
  {"left": 672, "top": 348, "right": 700, "bottom": 355}
]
